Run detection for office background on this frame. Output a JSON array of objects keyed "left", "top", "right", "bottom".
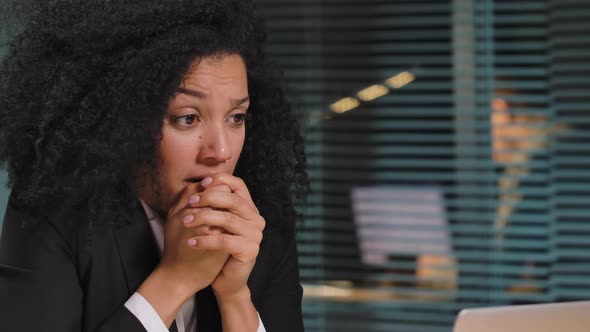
[{"left": 2, "top": 0, "right": 590, "bottom": 331}]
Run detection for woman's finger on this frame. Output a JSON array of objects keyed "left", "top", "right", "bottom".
[
  {"left": 169, "top": 182, "right": 232, "bottom": 218},
  {"left": 200, "top": 174, "right": 258, "bottom": 212},
  {"left": 184, "top": 209, "right": 263, "bottom": 240},
  {"left": 167, "top": 182, "right": 202, "bottom": 217},
  {"left": 203, "top": 191, "right": 265, "bottom": 231},
  {"left": 191, "top": 191, "right": 258, "bottom": 221},
  {"left": 186, "top": 224, "right": 224, "bottom": 237},
  {"left": 187, "top": 234, "right": 260, "bottom": 263}
]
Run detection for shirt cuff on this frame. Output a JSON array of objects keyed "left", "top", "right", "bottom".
[
  {"left": 124, "top": 292, "right": 169, "bottom": 332},
  {"left": 257, "top": 312, "right": 266, "bottom": 332}
]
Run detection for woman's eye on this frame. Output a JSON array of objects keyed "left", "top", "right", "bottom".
[
  {"left": 175, "top": 114, "right": 199, "bottom": 126},
  {"left": 230, "top": 113, "right": 248, "bottom": 124}
]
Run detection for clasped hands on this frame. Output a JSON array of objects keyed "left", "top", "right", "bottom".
[{"left": 157, "top": 173, "right": 265, "bottom": 301}]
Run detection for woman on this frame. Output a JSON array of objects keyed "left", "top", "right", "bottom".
[{"left": 0, "top": 0, "right": 307, "bottom": 331}]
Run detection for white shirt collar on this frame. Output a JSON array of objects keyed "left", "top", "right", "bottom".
[{"left": 138, "top": 198, "right": 196, "bottom": 332}]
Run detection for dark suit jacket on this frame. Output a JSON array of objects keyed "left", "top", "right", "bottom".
[{"left": 0, "top": 196, "right": 304, "bottom": 332}]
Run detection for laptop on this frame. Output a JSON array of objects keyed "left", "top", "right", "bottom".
[{"left": 453, "top": 301, "right": 590, "bottom": 332}]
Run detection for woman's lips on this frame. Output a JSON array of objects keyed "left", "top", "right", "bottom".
[
  {"left": 184, "top": 173, "right": 216, "bottom": 186},
  {"left": 184, "top": 178, "right": 203, "bottom": 186}
]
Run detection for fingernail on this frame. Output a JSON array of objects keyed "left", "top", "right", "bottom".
[
  {"left": 189, "top": 195, "right": 200, "bottom": 204},
  {"left": 201, "top": 177, "right": 213, "bottom": 186},
  {"left": 187, "top": 239, "right": 197, "bottom": 246},
  {"left": 183, "top": 215, "right": 194, "bottom": 224}
]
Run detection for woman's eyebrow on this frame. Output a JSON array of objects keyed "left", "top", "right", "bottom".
[
  {"left": 177, "top": 87, "right": 206, "bottom": 98},
  {"left": 231, "top": 96, "right": 250, "bottom": 107},
  {"left": 177, "top": 87, "right": 249, "bottom": 107}
]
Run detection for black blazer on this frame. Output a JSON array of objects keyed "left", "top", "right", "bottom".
[{"left": 0, "top": 196, "right": 304, "bottom": 332}]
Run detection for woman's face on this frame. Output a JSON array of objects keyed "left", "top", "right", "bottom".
[{"left": 138, "top": 54, "right": 249, "bottom": 215}]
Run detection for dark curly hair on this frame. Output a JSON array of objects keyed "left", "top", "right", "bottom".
[{"left": 0, "top": 0, "right": 307, "bottom": 230}]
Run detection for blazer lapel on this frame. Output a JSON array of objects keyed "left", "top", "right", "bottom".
[
  {"left": 112, "top": 200, "right": 160, "bottom": 294},
  {"left": 169, "top": 320, "right": 179, "bottom": 332},
  {"left": 196, "top": 286, "right": 221, "bottom": 332},
  {"left": 111, "top": 200, "right": 224, "bottom": 332}
]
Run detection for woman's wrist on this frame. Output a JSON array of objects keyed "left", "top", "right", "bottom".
[
  {"left": 215, "top": 287, "right": 260, "bottom": 332},
  {"left": 137, "top": 266, "right": 197, "bottom": 327},
  {"left": 214, "top": 286, "right": 251, "bottom": 306}
]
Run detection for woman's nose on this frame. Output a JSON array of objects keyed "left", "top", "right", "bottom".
[{"left": 197, "top": 126, "right": 232, "bottom": 164}]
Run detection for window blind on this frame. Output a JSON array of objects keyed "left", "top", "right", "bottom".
[
  {"left": 548, "top": 0, "right": 590, "bottom": 301},
  {"left": 256, "top": 0, "right": 590, "bottom": 331}
]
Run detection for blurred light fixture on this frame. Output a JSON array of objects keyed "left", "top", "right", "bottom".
[
  {"left": 327, "top": 70, "right": 416, "bottom": 115},
  {"left": 330, "top": 97, "right": 360, "bottom": 113},
  {"left": 386, "top": 71, "right": 415, "bottom": 89},
  {"left": 356, "top": 84, "right": 389, "bottom": 102},
  {"left": 302, "top": 284, "right": 353, "bottom": 299}
]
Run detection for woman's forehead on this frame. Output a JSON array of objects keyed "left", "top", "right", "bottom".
[{"left": 176, "top": 55, "right": 248, "bottom": 98}]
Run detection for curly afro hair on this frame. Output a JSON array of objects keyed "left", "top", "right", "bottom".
[{"left": 0, "top": 0, "right": 307, "bottom": 230}]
